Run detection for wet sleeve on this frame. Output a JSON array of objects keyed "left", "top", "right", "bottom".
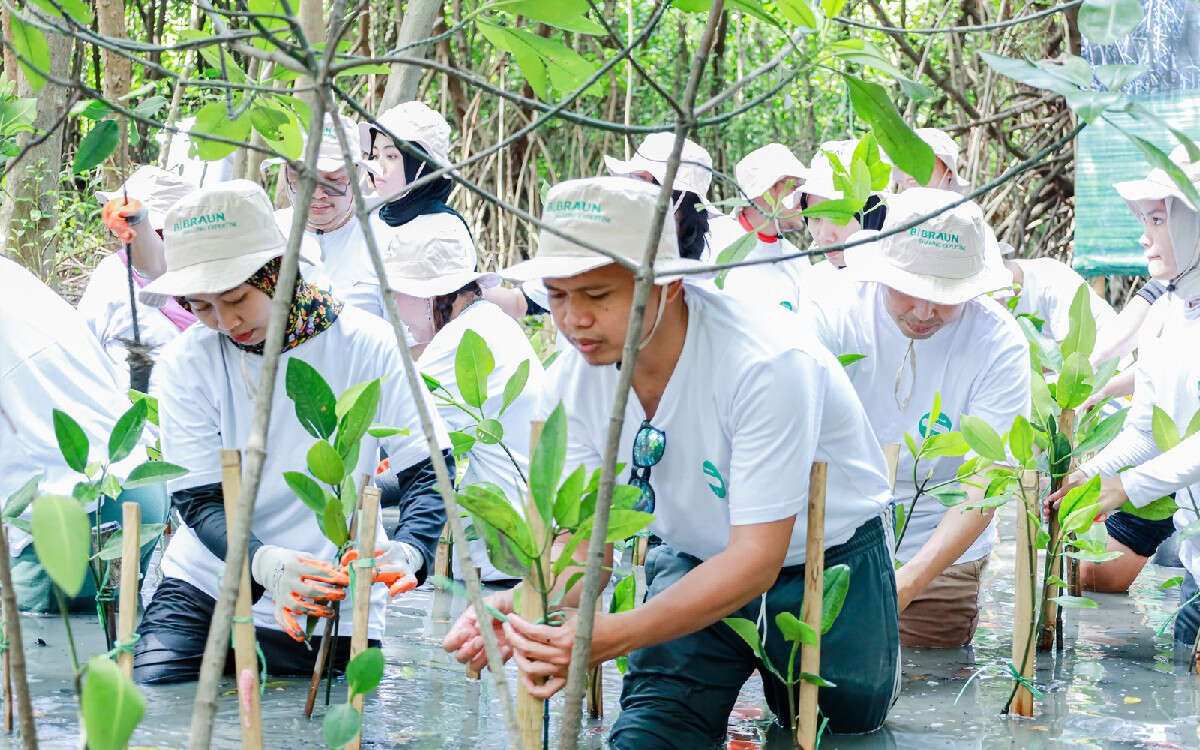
[
  {"left": 172, "top": 482, "right": 267, "bottom": 600},
  {"left": 1137, "top": 279, "right": 1167, "bottom": 305},
  {"left": 387, "top": 450, "right": 453, "bottom": 584},
  {"left": 1121, "top": 431, "right": 1200, "bottom": 506}
]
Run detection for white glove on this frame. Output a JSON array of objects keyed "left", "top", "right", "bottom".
[{"left": 250, "top": 545, "right": 348, "bottom": 640}]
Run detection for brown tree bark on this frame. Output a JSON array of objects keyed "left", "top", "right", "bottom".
[
  {"left": 1, "top": 6, "right": 17, "bottom": 83},
  {"left": 379, "top": 0, "right": 444, "bottom": 110},
  {"left": 95, "top": 0, "right": 131, "bottom": 187}
]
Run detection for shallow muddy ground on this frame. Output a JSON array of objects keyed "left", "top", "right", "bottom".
[{"left": 4, "top": 504, "right": 1199, "bottom": 749}]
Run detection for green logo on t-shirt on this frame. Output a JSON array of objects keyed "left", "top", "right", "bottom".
[
  {"left": 779, "top": 301, "right": 795, "bottom": 311},
  {"left": 702, "top": 461, "right": 727, "bottom": 499},
  {"left": 918, "top": 412, "right": 953, "bottom": 437}
]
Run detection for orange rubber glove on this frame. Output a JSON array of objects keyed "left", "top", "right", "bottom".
[
  {"left": 251, "top": 545, "right": 349, "bottom": 641},
  {"left": 101, "top": 198, "right": 147, "bottom": 243},
  {"left": 342, "top": 541, "right": 420, "bottom": 597}
]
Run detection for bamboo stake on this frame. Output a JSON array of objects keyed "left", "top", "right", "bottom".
[
  {"left": 323, "top": 90, "right": 520, "bottom": 744},
  {"left": 586, "top": 624, "right": 603, "bottom": 718},
  {"left": 186, "top": 61, "right": 328, "bottom": 750},
  {"left": 1059, "top": 409, "right": 1083, "bottom": 598},
  {"left": 433, "top": 523, "right": 452, "bottom": 580},
  {"left": 220, "top": 451, "right": 263, "bottom": 750},
  {"left": 1011, "top": 470, "right": 1038, "bottom": 717},
  {"left": 0, "top": 523, "right": 37, "bottom": 748},
  {"left": 347, "top": 486, "right": 381, "bottom": 750},
  {"left": 116, "top": 502, "right": 141, "bottom": 678},
  {"left": 518, "top": 421, "right": 547, "bottom": 750},
  {"left": 797, "top": 462, "right": 828, "bottom": 750},
  {"left": 1039, "top": 408, "right": 1075, "bottom": 651},
  {"left": 556, "top": 9, "right": 726, "bottom": 747},
  {"left": 883, "top": 442, "right": 900, "bottom": 491},
  {"left": 3, "top": 634, "right": 10, "bottom": 732}
]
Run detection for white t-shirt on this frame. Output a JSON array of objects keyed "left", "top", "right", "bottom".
[
  {"left": 154, "top": 307, "right": 450, "bottom": 639},
  {"left": 544, "top": 284, "right": 891, "bottom": 566},
  {"left": 1080, "top": 295, "right": 1200, "bottom": 582},
  {"left": 701, "top": 210, "right": 813, "bottom": 312},
  {"left": 0, "top": 257, "right": 145, "bottom": 553},
  {"left": 808, "top": 281, "right": 1031, "bottom": 564},
  {"left": 77, "top": 254, "right": 187, "bottom": 389},
  {"left": 418, "top": 301, "right": 547, "bottom": 581},
  {"left": 1009, "top": 258, "right": 1116, "bottom": 343}
]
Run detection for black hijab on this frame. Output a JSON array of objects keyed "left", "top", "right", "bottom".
[{"left": 374, "top": 135, "right": 470, "bottom": 234}]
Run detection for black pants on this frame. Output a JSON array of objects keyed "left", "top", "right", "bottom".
[
  {"left": 133, "top": 577, "right": 378, "bottom": 684},
  {"left": 609, "top": 516, "right": 900, "bottom": 750}
]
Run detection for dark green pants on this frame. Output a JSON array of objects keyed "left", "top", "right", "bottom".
[{"left": 609, "top": 516, "right": 900, "bottom": 750}]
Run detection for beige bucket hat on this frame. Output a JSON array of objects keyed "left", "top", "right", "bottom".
[
  {"left": 503, "top": 176, "right": 701, "bottom": 284},
  {"left": 907, "top": 128, "right": 969, "bottom": 191},
  {"left": 262, "top": 112, "right": 363, "bottom": 174},
  {"left": 140, "top": 179, "right": 289, "bottom": 300},
  {"left": 360, "top": 101, "right": 454, "bottom": 172},
  {"left": 801, "top": 139, "right": 861, "bottom": 201},
  {"left": 603, "top": 133, "right": 713, "bottom": 198},
  {"left": 735, "top": 143, "right": 809, "bottom": 200},
  {"left": 844, "top": 187, "right": 1011, "bottom": 305},
  {"left": 96, "top": 165, "right": 198, "bottom": 231},
  {"left": 1114, "top": 144, "right": 1200, "bottom": 209},
  {"left": 382, "top": 231, "right": 498, "bottom": 298}
]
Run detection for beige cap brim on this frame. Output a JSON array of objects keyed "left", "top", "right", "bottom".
[
  {"left": 604, "top": 154, "right": 658, "bottom": 181},
  {"left": 1114, "top": 172, "right": 1187, "bottom": 205},
  {"left": 388, "top": 270, "right": 501, "bottom": 298},
  {"left": 139, "top": 246, "right": 283, "bottom": 302},
  {"left": 845, "top": 241, "right": 1012, "bottom": 306},
  {"left": 503, "top": 254, "right": 704, "bottom": 285}
]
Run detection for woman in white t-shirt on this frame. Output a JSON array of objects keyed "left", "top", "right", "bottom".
[
  {"left": 801, "top": 139, "right": 888, "bottom": 280},
  {"left": 381, "top": 231, "right": 547, "bottom": 582},
  {"left": 131, "top": 180, "right": 451, "bottom": 684},
  {"left": 1051, "top": 147, "right": 1200, "bottom": 645},
  {"left": 80, "top": 166, "right": 199, "bottom": 391}
]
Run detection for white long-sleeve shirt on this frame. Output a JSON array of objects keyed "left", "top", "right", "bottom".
[{"left": 1080, "top": 294, "right": 1200, "bottom": 578}]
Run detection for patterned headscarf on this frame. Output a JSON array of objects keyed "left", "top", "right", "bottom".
[{"left": 177, "top": 258, "right": 343, "bottom": 354}]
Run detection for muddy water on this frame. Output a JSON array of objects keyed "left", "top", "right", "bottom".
[{"left": 4, "top": 504, "right": 1200, "bottom": 748}]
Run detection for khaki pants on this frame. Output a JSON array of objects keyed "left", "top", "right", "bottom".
[{"left": 899, "top": 556, "right": 988, "bottom": 648}]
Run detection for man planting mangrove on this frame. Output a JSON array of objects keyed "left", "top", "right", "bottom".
[
  {"left": 808, "top": 188, "right": 1030, "bottom": 649},
  {"left": 131, "top": 180, "right": 451, "bottom": 683},
  {"left": 443, "top": 176, "right": 900, "bottom": 745}
]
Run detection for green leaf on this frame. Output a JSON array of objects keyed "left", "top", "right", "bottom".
[
  {"left": 799, "top": 672, "right": 837, "bottom": 687},
  {"left": 1064, "top": 90, "right": 1124, "bottom": 123},
  {"left": 919, "top": 432, "right": 970, "bottom": 459},
  {"left": 8, "top": 14, "right": 51, "bottom": 92},
  {"left": 892, "top": 503, "right": 906, "bottom": 541},
  {"left": 335, "top": 381, "right": 372, "bottom": 419},
  {"left": 1152, "top": 406, "right": 1181, "bottom": 452},
  {"left": 1063, "top": 548, "right": 1122, "bottom": 563},
  {"left": 837, "top": 353, "right": 866, "bottom": 368},
  {"left": 1057, "top": 475, "right": 1100, "bottom": 528},
  {"left": 1061, "top": 284, "right": 1097, "bottom": 360},
  {"left": 1062, "top": 500, "right": 1101, "bottom": 535},
  {"left": 474, "top": 515, "right": 531, "bottom": 578},
  {"left": 929, "top": 485, "right": 970, "bottom": 508},
  {"left": 609, "top": 573, "right": 637, "bottom": 614},
  {"left": 455, "top": 329, "right": 496, "bottom": 409},
  {"left": 501, "top": 0, "right": 606, "bottom": 34},
  {"left": 108, "top": 399, "right": 149, "bottom": 463},
  {"left": 960, "top": 416, "right": 1007, "bottom": 462},
  {"left": 1078, "top": 0, "right": 1144, "bottom": 45},
  {"left": 552, "top": 465, "right": 587, "bottom": 529},
  {"left": 713, "top": 232, "right": 757, "bottom": 289},
  {"left": 81, "top": 655, "right": 145, "bottom": 750},
  {"left": 122, "top": 461, "right": 188, "bottom": 488},
  {"left": 977, "top": 51, "right": 1080, "bottom": 98},
  {"left": 322, "top": 703, "right": 361, "bottom": 750},
  {"left": 307, "top": 441, "right": 346, "bottom": 486},
  {"left": 1073, "top": 409, "right": 1127, "bottom": 456},
  {"left": 1186, "top": 409, "right": 1200, "bottom": 439},
  {"left": 821, "top": 563, "right": 850, "bottom": 634},
  {"left": 73, "top": 120, "right": 120, "bottom": 174},
  {"left": 1108, "top": 123, "right": 1200, "bottom": 212},
  {"left": 132, "top": 95, "right": 168, "bottom": 120},
  {"left": 286, "top": 359, "right": 338, "bottom": 440},
  {"left": 284, "top": 471, "right": 327, "bottom": 514},
  {"left": 775, "top": 610, "right": 818, "bottom": 645},
  {"left": 1160, "top": 575, "right": 1184, "bottom": 590},
  {"left": 335, "top": 380, "right": 381, "bottom": 461},
  {"left": 476, "top": 418, "right": 504, "bottom": 445},
  {"left": 529, "top": 404, "right": 567, "bottom": 525},
  {"left": 903, "top": 432, "right": 919, "bottom": 458},
  {"left": 1009, "top": 416, "right": 1034, "bottom": 464},
  {"left": 27, "top": 0, "right": 94, "bottom": 25},
  {"left": 1124, "top": 102, "right": 1200, "bottom": 163},
  {"left": 1119, "top": 494, "right": 1178, "bottom": 521},
  {"left": 457, "top": 482, "right": 535, "bottom": 558},
  {"left": 95, "top": 523, "right": 166, "bottom": 561},
  {"left": 190, "top": 101, "right": 251, "bottom": 161},
  {"left": 843, "top": 75, "right": 934, "bottom": 185},
  {"left": 3, "top": 475, "right": 40, "bottom": 519},
  {"left": 499, "top": 359, "right": 532, "bottom": 417},
  {"left": 551, "top": 531, "right": 583, "bottom": 576},
  {"left": 1050, "top": 594, "right": 1099, "bottom": 609},
  {"left": 1093, "top": 64, "right": 1148, "bottom": 91},
  {"left": 477, "top": 22, "right": 550, "bottom": 99},
  {"left": 345, "top": 647, "right": 384, "bottom": 696},
  {"left": 588, "top": 509, "right": 654, "bottom": 543},
  {"left": 1055, "top": 352, "right": 1093, "bottom": 410},
  {"left": 321, "top": 493, "right": 348, "bottom": 547},
  {"left": 366, "top": 424, "right": 408, "bottom": 438},
  {"left": 776, "top": 0, "right": 819, "bottom": 29},
  {"left": 52, "top": 409, "right": 90, "bottom": 473},
  {"left": 721, "top": 617, "right": 764, "bottom": 659},
  {"left": 31, "top": 495, "right": 90, "bottom": 596},
  {"left": 449, "top": 431, "right": 477, "bottom": 457}
]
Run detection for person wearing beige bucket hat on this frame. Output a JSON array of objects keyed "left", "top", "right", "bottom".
[
  {"left": 445, "top": 176, "right": 901, "bottom": 741},
  {"left": 130, "top": 180, "right": 453, "bottom": 684},
  {"left": 800, "top": 138, "right": 889, "bottom": 273},
  {"left": 1047, "top": 145, "right": 1200, "bottom": 642},
  {"left": 891, "top": 128, "right": 971, "bottom": 193},
  {"left": 380, "top": 229, "right": 547, "bottom": 583},
  {"left": 270, "top": 112, "right": 392, "bottom": 318},
  {"left": 808, "top": 187, "right": 1030, "bottom": 648},
  {"left": 708, "top": 143, "right": 814, "bottom": 312},
  {"left": 79, "top": 165, "right": 200, "bottom": 389}
]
